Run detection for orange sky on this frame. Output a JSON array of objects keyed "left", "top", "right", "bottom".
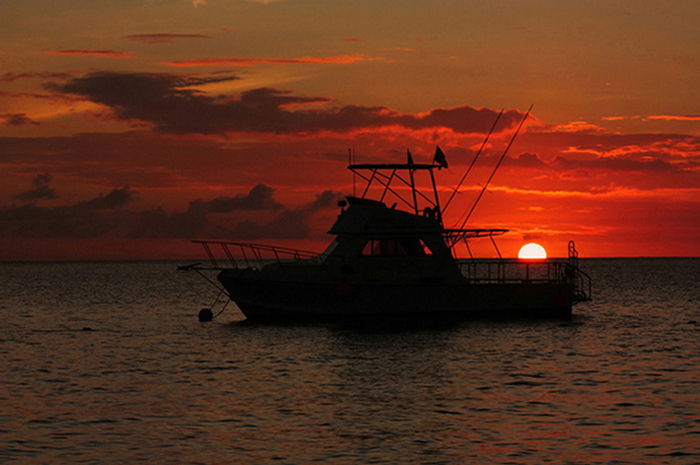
[{"left": 1, "top": 0, "right": 699, "bottom": 260}]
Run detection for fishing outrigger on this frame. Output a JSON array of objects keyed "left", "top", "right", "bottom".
[{"left": 181, "top": 109, "right": 591, "bottom": 322}]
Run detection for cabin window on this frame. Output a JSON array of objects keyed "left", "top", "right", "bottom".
[
  {"left": 361, "top": 239, "right": 407, "bottom": 256},
  {"left": 360, "top": 238, "right": 436, "bottom": 256}
]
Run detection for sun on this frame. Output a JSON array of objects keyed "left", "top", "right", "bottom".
[{"left": 518, "top": 243, "right": 547, "bottom": 259}]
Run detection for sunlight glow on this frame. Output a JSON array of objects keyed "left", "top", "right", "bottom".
[{"left": 518, "top": 243, "right": 547, "bottom": 259}]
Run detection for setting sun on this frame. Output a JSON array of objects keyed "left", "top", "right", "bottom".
[{"left": 518, "top": 243, "right": 547, "bottom": 259}]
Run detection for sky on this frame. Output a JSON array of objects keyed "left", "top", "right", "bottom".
[{"left": 1, "top": 0, "right": 699, "bottom": 260}]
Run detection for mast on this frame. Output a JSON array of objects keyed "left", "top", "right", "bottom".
[
  {"left": 349, "top": 148, "right": 356, "bottom": 197},
  {"left": 429, "top": 168, "right": 442, "bottom": 225},
  {"left": 407, "top": 149, "right": 419, "bottom": 215}
]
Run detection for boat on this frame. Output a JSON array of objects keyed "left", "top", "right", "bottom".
[{"left": 181, "top": 150, "right": 591, "bottom": 322}]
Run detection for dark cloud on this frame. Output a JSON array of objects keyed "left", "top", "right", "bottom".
[
  {"left": 162, "top": 55, "right": 377, "bottom": 66},
  {"left": 0, "top": 187, "right": 137, "bottom": 238},
  {"left": 2, "top": 113, "right": 40, "bottom": 126},
  {"left": 44, "top": 50, "right": 132, "bottom": 58},
  {"left": 14, "top": 173, "right": 57, "bottom": 202},
  {"left": 122, "top": 186, "right": 341, "bottom": 240},
  {"left": 231, "top": 190, "right": 342, "bottom": 240},
  {"left": 506, "top": 152, "right": 549, "bottom": 169},
  {"left": 304, "top": 189, "right": 340, "bottom": 212},
  {"left": 0, "top": 204, "right": 108, "bottom": 238},
  {"left": 0, "top": 72, "right": 73, "bottom": 82},
  {"left": 54, "top": 71, "right": 523, "bottom": 135},
  {"left": 127, "top": 184, "right": 285, "bottom": 239},
  {"left": 205, "top": 184, "right": 284, "bottom": 212},
  {"left": 128, "top": 200, "right": 215, "bottom": 239},
  {"left": 76, "top": 186, "right": 136, "bottom": 209},
  {"left": 2, "top": 173, "right": 340, "bottom": 240},
  {"left": 52, "top": 72, "right": 244, "bottom": 134}
]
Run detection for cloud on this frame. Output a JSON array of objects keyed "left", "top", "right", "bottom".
[
  {"left": 54, "top": 71, "right": 523, "bottom": 135},
  {"left": 0, "top": 187, "right": 137, "bottom": 238},
  {"left": 161, "top": 54, "right": 383, "bottom": 67},
  {"left": 507, "top": 152, "right": 548, "bottom": 169},
  {"left": 646, "top": 115, "right": 700, "bottom": 122},
  {"left": 204, "top": 184, "right": 283, "bottom": 212},
  {"left": 75, "top": 186, "right": 136, "bottom": 210},
  {"left": 14, "top": 174, "right": 57, "bottom": 202},
  {"left": 601, "top": 114, "right": 700, "bottom": 122},
  {"left": 1, "top": 113, "right": 40, "bottom": 126},
  {"left": 44, "top": 50, "right": 132, "bottom": 58},
  {"left": 122, "top": 33, "right": 211, "bottom": 44},
  {"left": 1, "top": 72, "right": 73, "bottom": 82},
  {"left": 303, "top": 189, "right": 339, "bottom": 212},
  {"left": 127, "top": 186, "right": 341, "bottom": 240},
  {"left": 128, "top": 200, "right": 212, "bottom": 239},
  {"left": 551, "top": 155, "right": 684, "bottom": 173},
  {"left": 502, "top": 148, "right": 696, "bottom": 174},
  {"left": 52, "top": 72, "right": 242, "bottom": 133},
  {"left": 520, "top": 125, "right": 700, "bottom": 163},
  {"left": 231, "top": 190, "right": 342, "bottom": 240}
]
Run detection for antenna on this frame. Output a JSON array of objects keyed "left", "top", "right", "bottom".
[
  {"left": 350, "top": 146, "right": 356, "bottom": 196},
  {"left": 442, "top": 108, "right": 504, "bottom": 215},
  {"left": 459, "top": 104, "right": 533, "bottom": 230}
]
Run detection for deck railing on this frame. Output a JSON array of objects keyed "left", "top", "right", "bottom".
[
  {"left": 192, "top": 240, "right": 320, "bottom": 270},
  {"left": 457, "top": 259, "right": 565, "bottom": 283},
  {"left": 456, "top": 258, "right": 591, "bottom": 303},
  {"left": 188, "top": 240, "right": 591, "bottom": 303}
]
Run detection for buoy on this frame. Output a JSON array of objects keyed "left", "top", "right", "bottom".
[{"left": 198, "top": 308, "right": 214, "bottom": 322}]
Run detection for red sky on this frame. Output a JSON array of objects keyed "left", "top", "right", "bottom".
[{"left": 1, "top": 0, "right": 699, "bottom": 260}]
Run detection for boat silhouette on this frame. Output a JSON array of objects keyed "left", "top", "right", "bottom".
[{"left": 182, "top": 148, "right": 591, "bottom": 322}]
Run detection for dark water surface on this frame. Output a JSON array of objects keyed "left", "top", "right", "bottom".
[{"left": 1, "top": 259, "right": 699, "bottom": 464}]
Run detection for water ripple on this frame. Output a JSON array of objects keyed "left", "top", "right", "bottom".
[{"left": 1, "top": 259, "right": 700, "bottom": 463}]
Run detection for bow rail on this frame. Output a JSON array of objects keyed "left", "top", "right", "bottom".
[{"left": 190, "top": 240, "right": 320, "bottom": 270}]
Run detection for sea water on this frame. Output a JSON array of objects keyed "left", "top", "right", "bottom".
[{"left": 1, "top": 259, "right": 699, "bottom": 464}]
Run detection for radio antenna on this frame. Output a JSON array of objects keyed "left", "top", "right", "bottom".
[
  {"left": 350, "top": 146, "right": 357, "bottom": 196},
  {"left": 459, "top": 104, "right": 533, "bottom": 230}
]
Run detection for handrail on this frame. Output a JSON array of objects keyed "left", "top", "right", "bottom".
[
  {"left": 191, "top": 240, "right": 320, "bottom": 269},
  {"left": 187, "top": 240, "right": 591, "bottom": 303},
  {"left": 457, "top": 259, "right": 566, "bottom": 284},
  {"left": 456, "top": 258, "right": 591, "bottom": 303}
]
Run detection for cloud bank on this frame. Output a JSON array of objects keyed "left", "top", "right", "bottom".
[
  {"left": 54, "top": 71, "right": 524, "bottom": 135},
  {"left": 1, "top": 177, "right": 340, "bottom": 241}
]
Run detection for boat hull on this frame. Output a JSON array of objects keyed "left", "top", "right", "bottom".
[{"left": 217, "top": 269, "right": 573, "bottom": 321}]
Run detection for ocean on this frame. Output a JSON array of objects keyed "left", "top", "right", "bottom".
[{"left": 1, "top": 258, "right": 699, "bottom": 464}]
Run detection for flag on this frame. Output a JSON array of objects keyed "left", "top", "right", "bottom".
[
  {"left": 434, "top": 146, "right": 448, "bottom": 169},
  {"left": 407, "top": 149, "right": 414, "bottom": 165}
]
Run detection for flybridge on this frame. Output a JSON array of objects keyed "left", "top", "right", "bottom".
[
  {"left": 348, "top": 162, "right": 445, "bottom": 221},
  {"left": 347, "top": 160, "right": 508, "bottom": 258}
]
